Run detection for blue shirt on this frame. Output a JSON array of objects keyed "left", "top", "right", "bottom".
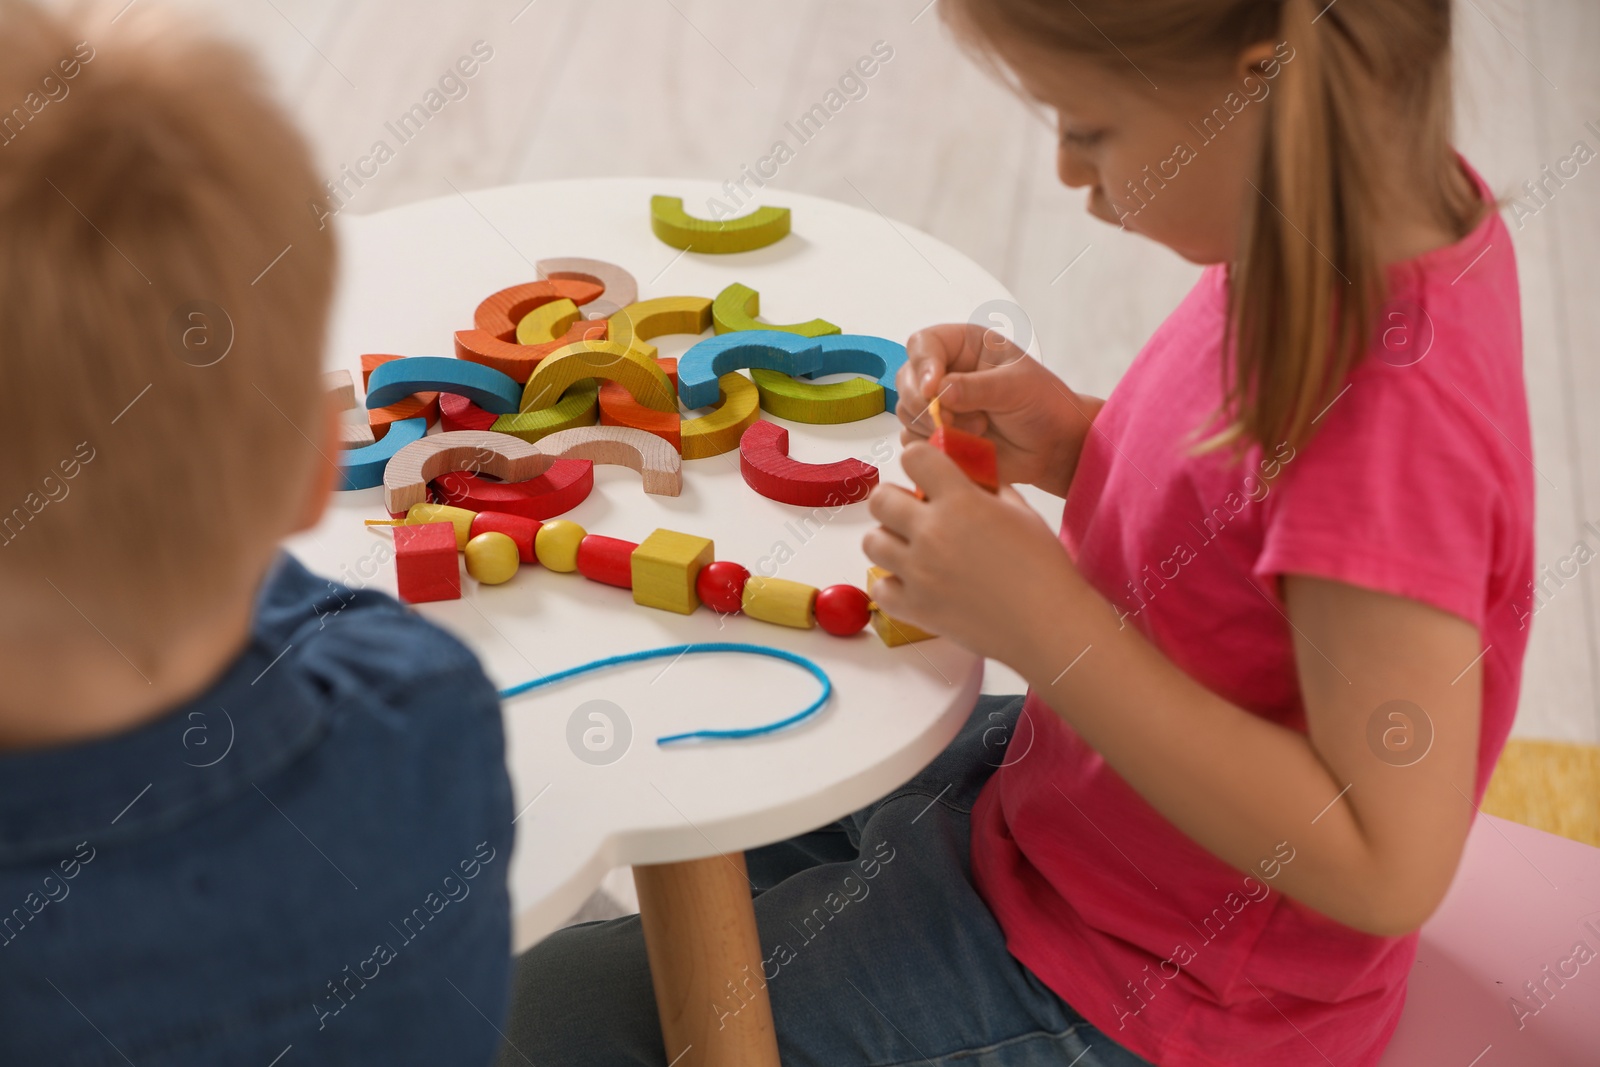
[{"left": 0, "top": 554, "right": 514, "bottom": 1065}]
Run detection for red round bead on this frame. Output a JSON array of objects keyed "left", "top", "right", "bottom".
[
  {"left": 814, "top": 584, "right": 871, "bottom": 636},
  {"left": 696, "top": 560, "right": 750, "bottom": 614}
]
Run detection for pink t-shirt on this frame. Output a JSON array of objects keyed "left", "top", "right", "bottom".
[{"left": 970, "top": 173, "right": 1533, "bottom": 1067}]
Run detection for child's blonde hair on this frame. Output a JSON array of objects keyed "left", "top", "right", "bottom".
[
  {"left": 944, "top": 0, "right": 1480, "bottom": 455},
  {"left": 0, "top": 0, "right": 335, "bottom": 653}
]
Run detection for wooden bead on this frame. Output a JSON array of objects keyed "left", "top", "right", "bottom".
[
  {"left": 739, "top": 576, "right": 817, "bottom": 629},
  {"left": 814, "top": 584, "right": 871, "bottom": 636},
  {"left": 464, "top": 532, "right": 521, "bottom": 585},
  {"left": 470, "top": 511, "right": 540, "bottom": 564},
  {"left": 865, "top": 566, "right": 936, "bottom": 646},
  {"left": 393, "top": 522, "right": 460, "bottom": 604},
  {"left": 632, "top": 528, "right": 715, "bottom": 615},
  {"left": 435, "top": 461, "right": 594, "bottom": 522},
  {"left": 576, "top": 535, "right": 638, "bottom": 589},
  {"left": 650, "top": 195, "right": 790, "bottom": 254},
  {"left": 535, "top": 520, "right": 586, "bottom": 573},
  {"left": 695, "top": 560, "right": 749, "bottom": 615},
  {"left": 395, "top": 502, "right": 478, "bottom": 549}
]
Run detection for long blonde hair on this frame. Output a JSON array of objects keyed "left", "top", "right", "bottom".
[{"left": 944, "top": 0, "right": 1478, "bottom": 455}]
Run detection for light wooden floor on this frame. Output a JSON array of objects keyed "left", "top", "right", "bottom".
[{"left": 146, "top": 0, "right": 1599, "bottom": 744}]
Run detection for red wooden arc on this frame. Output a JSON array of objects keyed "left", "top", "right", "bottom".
[
  {"left": 738, "top": 420, "right": 879, "bottom": 508},
  {"left": 430, "top": 460, "right": 595, "bottom": 522}
]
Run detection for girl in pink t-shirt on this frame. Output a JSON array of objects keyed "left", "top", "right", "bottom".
[
  {"left": 864, "top": 1, "right": 1532, "bottom": 1066},
  {"left": 504, "top": 2, "right": 1530, "bottom": 1065}
]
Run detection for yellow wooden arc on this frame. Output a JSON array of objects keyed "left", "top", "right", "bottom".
[
  {"left": 608, "top": 296, "right": 713, "bottom": 362},
  {"left": 520, "top": 340, "right": 678, "bottom": 414},
  {"left": 681, "top": 371, "right": 760, "bottom": 460},
  {"left": 750, "top": 367, "right": 885, "bottom": 425},
  {"left": 491, "top": 381, "right": 599, "bottom": 443},
  {"left": 650, "top": 195, "right": 791, "bottom": 254},
  {"left": 515, "top": 298, "right": 581, "bottom": 346},
  {"left": 712, "top": 283, "right": 839, "bottom": 338}
]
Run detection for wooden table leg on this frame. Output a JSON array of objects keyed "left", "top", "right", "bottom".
[{"left": 634, "top": 852, "right": 781, "bottom": 1067}]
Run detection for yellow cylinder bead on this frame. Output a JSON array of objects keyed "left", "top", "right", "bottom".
[
  {"left": 740, "top": 576, "right": 817, "bottom": 629},
  {"left": 405, "top": 503, "right": 477, "bottom": 549},
  {"left": 535, "top": 519, "right": 586, "bottom": 573},
  {"left": 464, "top": 532, "right": 520, "bottom": 585}
]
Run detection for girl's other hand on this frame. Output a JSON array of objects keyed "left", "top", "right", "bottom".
[{"left": 897, "top": 323, "right": 1103, "bottom": 498}]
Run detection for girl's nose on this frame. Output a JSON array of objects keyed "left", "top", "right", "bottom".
[{"left": 1056, "top": 145, "right": 1097, "bottom": 189}]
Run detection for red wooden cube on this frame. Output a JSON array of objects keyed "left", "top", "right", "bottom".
[
  {"left": 394, "top": 521, "right": 460, "bottom": 603},
  {"left": 916, "top": 424, "right": 999, "bottom": 500}
]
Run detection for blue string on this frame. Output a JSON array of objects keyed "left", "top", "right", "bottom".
[{"left": 497, "top": 642, "right": 833, "bottom": 746}]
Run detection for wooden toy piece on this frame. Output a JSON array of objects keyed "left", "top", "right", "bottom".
[
  {"left": 815, "top": 584, "right": 872, "bottom": 636},
  {"left": 339, "top": 421, "right": 377, "bottom": 448},
  {"left": 580, "top": 298, "right": 623, "bottom": 322},
  {"left": 576, "top": 535, "right": 638, "bottom": 589},
  {"left": 464, "top": 532, "right": 521, "bottom": 585},
  {"left": 338, "top": 417, "right": 426, "bottom": 492},
  {"left": 814, "top": 334, "right": 909, "bottom": 413},
  {"left": 491, "top": 381, "right": 600, "bottom": 443},
  {"left": 439, "top": 392, "right": 500, "bottom": 433},
  {"left": 650, "top": 195, "right": 791, "bottom": 254},
  {"left": 536, "top": 257, "right": 639, "bottom": 309},
  {"left": 474, "top": 278, "right": 604, "bottom": 343},
  {"left": 470, "top": 511, "right": 540, "bottom": 564},
  {"left": 740, "top": 576, "right": 818, "bottom": 630},
  {"left": 366, "top": 356, "right": 523, "bottom": 415},
  {"left": 695, "top": 560, "right": 749, "bottom": 615},
  {"left": 712, "top": 283, "right": 839, "bottom": 338},
  {"left": 367, "top": 502, "right": 478, "bottom": 546},
  {"left": 676, "top": 330, "right": 824, "bottom": 410},
  {"left": 361, "top": 354, "right": 440, "bottom": 439},
  {"left": 455, "top": 319, "right": 609, "bottom": 384},
  {"left": 394, "top": 522, "right": 460, "bottom": 603},
  {"left": 749, "top": 368, "right": 885, "bottom": 425},
  {"left": 433, "top": 460, "right": 595, "bottom": 521},
  {"left": 680, "top": 371, "right": 761, "bottom": 460},
  {"left": 915, "top": 396, "right": 1000, "bottom": 500},
  {"left": 520, "top": 340, "right": 677, "bottom": 415},
  {"left": 535, "top": 519, "right": 586, "bottom": 573},
  {"left": 515, "top": 298, "right": 581, "bottom": 347},
  {"left": 631, "top": 528, "right": 714, "bottom": 615},
  {"left": 865, "top": 566, "right": 936, "bottom": 646},
  {"left": 382, "top": 429, "right": 553, "bottom": 514},
  {"left": 323, "top": 369, "right": 357, "bottom": 409},
  {"left": 607, "top": 296, "right": 714, "bottom": 362},
  {"left": 738, "top": 420, "right": 879, "bottom": 508},
  {"left": 533, "top": 425, "right": 683, "bottom": 498},
  {"left": 600, "top": 357, "right": 681, "bottom": 452}
]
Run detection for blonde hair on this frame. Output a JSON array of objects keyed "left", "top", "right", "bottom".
[
  {"left": 0, "top": 0, "right": 335, "bottom": 651},
  {"left": 944, "top": 0, "right": 1479, "bottom": 456}
]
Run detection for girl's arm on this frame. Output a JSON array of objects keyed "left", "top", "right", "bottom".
[{"left": 867, "top": 446, "right": 1483, "bottom": 937}]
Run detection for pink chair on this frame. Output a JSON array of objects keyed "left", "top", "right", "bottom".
[{"left": 1379, "top": 814, "right": 1600, "bottom": 1065}]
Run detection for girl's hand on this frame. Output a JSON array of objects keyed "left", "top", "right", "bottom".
[
  {"left": 863, "top": 442, "right": 1078, "bottom": 660},
  {"left": 897, "top": 323, "right": 1104, "bottom": 499}
]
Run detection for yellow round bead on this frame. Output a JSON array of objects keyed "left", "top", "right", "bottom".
[
  {"left": 405, "top": 503, "right": 477, "bottom": 549},
  {"left": 464, "top": 531, "right": 520, "bottom": 585},
  {"left": 535, "top": 519, "right": 586, "bottom": 573}
]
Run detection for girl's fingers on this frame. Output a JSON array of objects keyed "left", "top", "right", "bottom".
[
  {"left": 867, "top": 481, "right": 923, "bottom": 538},
  {"left": 861, "top": 526, "right": 911, "bottom": 576}
]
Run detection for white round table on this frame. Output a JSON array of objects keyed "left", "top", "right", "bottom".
[{"left": 287, "top": 178, "right": 1014, "bottom": 1065}]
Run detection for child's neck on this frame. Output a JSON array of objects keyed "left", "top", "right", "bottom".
[{"left": 0, "top": 588, "right": 257, "bottom": 752}]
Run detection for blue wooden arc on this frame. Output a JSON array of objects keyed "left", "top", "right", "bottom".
[
  {"left": 364, "top": 356, "right": 523, "bottom": 415},
  {"left": 337, "top": 417, "right": 426, "bottom": 492},
  {"left": 677, "top": 331, "right": 908, "bottom": 412}
]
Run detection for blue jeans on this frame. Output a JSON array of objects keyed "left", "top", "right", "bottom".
[{"left": 500, "top": 694, "right": 1155, "bottom": 1067}]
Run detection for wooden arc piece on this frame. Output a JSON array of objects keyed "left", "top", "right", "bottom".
[
  {"left": 811, "top": 334, "right": 909, "bottom": 413},
  {"left": 521, "top": 340, "right": 677, "bottom": 415},
  {"left": 474, "top": 278, "right": 604, "bottom": 343},
  {"left": 536, "top": 257, "right": 639, "bottom": 309},
  {"left": 711, "top": 282, "right": 839, "bottom": 338},
  {"left": 676, "top": 330, "right": 823, "bottom": 410},
  {"left": 456, "top": 319, "right": 608, "bottom": 383},
  {"left": 324, "top": 369, "right": 376, "bottom": 448},
  {"left": 738, "top": 420, "right": 878, "bottom": 508},
  {"left": 681, "top": 371, "right": 761, "bottom": 460},
  {"left": 650, "top": 195, "right": 791, "bottom": 254},
  {"left": 382, "top": 430, "right": 556, "bottom": 514},
  {"left": 365, "top": 356, "right": 523, "bottom": 415},
  {"left": 749, "top": 368, "right": 884, "bottom": 425},
  {"left": 600, "top": 358, "right": 681, "bottom": 452},
  {"left": 608, "top": 296, "right": 714, "bottom": 362},
  {"left": 431, "top": 459, "right": 595, "bottom": 521},
  {"left": 339, "top": 417, "right": 427, "bottom": 492},
  {"left": 491, "top": 382, "right": 600, "bottom": 444},
  {"left": 535, "top": 425, "right": 682, "bottom": 497},
  {"left": 515, "top": 298, "right": 581, "bottom": 347},
  {"left": 362, "top": 353, "right": 439, "bottom": 438}
]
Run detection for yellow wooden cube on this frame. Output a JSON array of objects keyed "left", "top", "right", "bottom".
[
  {"left": 631, "top": 528, "right": 715, "bottom": 614},
  {"left": 740, "top": 576, "right": 817, "bottom": 629},
  {"left": 866, "top": 567, "right": 937, "bottom": 647}
]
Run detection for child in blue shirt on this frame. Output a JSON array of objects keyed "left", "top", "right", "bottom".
[{"left": 0, "top": 4, "right": 513, "bottom": 1063}]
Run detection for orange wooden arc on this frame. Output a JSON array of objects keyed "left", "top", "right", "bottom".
[
  {"left": 455, "top": 319, "right": 608, "bottom": 383},
  {"left": 600, "top": 357, "right": 681, "bottom": 451},
  {"left": 474, "top": 278, "right": 604, "bottom": 343}
]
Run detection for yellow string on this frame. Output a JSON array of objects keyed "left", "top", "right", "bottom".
[{"left": 928, "top": 395, "right": 944, "bottom": 432}]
